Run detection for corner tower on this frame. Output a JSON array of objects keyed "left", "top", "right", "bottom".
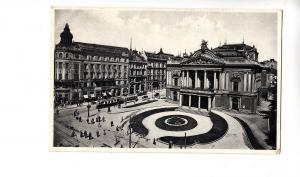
[{"left": 59, "top": 23, "right": 73, "bottom": 46}]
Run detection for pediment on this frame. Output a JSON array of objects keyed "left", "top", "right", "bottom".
[
  {"left": 181, "top": 48, "right": 224, "bottom": 65},
  {"left": 181, "top": 55, "right": 223, "bottom": 65}
]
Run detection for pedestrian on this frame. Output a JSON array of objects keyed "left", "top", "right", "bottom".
[
  {"left": 96, "top": 115, "right": 100, "bottom": 122},
  {"left": 79, "top": 116, "right": 82, "bottom": 122},
  {"left": 80, "top": 131, "right": 84, "bottom": 138},
  {"left": 110, "top": 121, "right": 114, "bottom": 127},
  {"left": 103, "top": 130, "right": 106, "bottom": 136},
  {"left": 84, "top": 130, "right": 88, "bottom": 138},
  {"left": 91, "top": 118, "right": 95, "bottom": 124},
  {"left": 71, "top": 131, "right": 76, "bottom": 137},
  {"left": 116, "top": 126, "right": 119, "bottom": 131},
  {"left": 96, "top": 130, "right": 100, "bottom": 137},
  {"left": 86, "top": 118, "right": 89, "bottom": 124},
  {"left": 102, "top": 116, "right": 105, "bottom": 122},
  {"left": 88, "top": 132, "right": 93, "bottom": 140},
  {"left": 153, "top": 138, "right": 156, "bottom": 145},
  {"left": 98, "top": 122, "right": 101, "bottom": 128}
]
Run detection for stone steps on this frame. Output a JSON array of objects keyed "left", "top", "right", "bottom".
[{"left": 176, "top": 107, "right": 209, "bottom": 117}]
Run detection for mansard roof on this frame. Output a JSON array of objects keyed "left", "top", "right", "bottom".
[{"left": 56, "top": 41, "right": 130, "bottom": 58}]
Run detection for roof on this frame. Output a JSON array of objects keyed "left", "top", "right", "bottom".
[
  {"left": 213, "top": 43, "right": 254, "bottom": 51},
  {"left": 74, "top": 42, "right": 129, "bottom": 53}
]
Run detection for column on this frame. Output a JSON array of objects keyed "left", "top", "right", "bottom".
[
  {"left": 198, "top": 96, "right": 201, "bottom": 110},
  {"left": 121, "top": 88, "right": 124, "bottom": 95},
  {"left": 252, "top": 73, "right": 256, "bottom": 92},
  {"left": 213, "top": 71, "right": 217, "bottom": 89},
  {"left": 208, "top": 97, "right": 212, "bottom": 111},
  {"left": 219, "top": 72, "right": 223, "bottom": 90},
  {"left": 248, "top": 73, "right": 252, "bottom": 92},
  {"left": 187, "top": 70, "right": 190, "bottom": 88},
  {"left": 133, "top": 85, "right": 136, "bottom": 94},
  {"left": 197, "top": 71, "right": 201, "bottom": 88},
  {"left": 139, "top": 83, "right": 142, "bottom": 92},
  {"left": 226, "top": 72, "right": 229, "bottom": 90},
  {"left": 212, "top": 96, "right": 215, "bottom": 108},
  {"left": 182, "top": 71, "right": 185, "bottom": 87},
  {"left": 195, "top": 70, "right": 198, "bottom": 88},
  {"left": 179, "top": 94, "right": 183, "bottom": 106},
  {"left": 244, "top": 73, "right": 248, "bottom": 92},
  {"left": 188, "top": 95, "right": 191, "bottom": 108},
  {"left": 204, "top": 70, "right": 207, "bottom": 89}
]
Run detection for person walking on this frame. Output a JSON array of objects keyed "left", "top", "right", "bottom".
[
  {"left": 88, "top": 132, "right": 93, "bottom": 140},
  {"left": 84, "top": 130, "right": 88, "bottom": 138}
]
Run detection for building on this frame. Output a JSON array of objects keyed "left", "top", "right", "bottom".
[
  {"left": 146, "top": 48, "right": 173, "bottom": 92},
  {"left": 128, "top": 50, "right": 148, "bottom": 94},
  {"left": 54, "top": 24, "right": 130, "bottom": 105},
  {"left": 166, "top": 40, "right": 270, "bottom": 113}
]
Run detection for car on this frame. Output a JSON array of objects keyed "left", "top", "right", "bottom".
[{"left": 142, "top": 95, "right": 149, "bottom": 101}]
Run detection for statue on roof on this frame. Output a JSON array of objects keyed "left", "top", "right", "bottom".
[{"left": 201, "top": 40, "right": 208, "bottom": 52}]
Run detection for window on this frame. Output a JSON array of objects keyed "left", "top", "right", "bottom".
[
  {"left": 65, "top": 63, "right": 69, "bottom": 69},
  {"left": 174, "top": 78, "right": 178, "bottom": 86},
  {"left": 58, "top": 73, "right": 62, "bottom": 80},
  {"left": 233, "top": 82, "right": 239, "bottom": 92},
  {"left": 58, "top": 62, "right": 62, "bottom": 69},
  {"left": 65, "top": 73, "right": 68, "bottom": 80},
  {"left": 66, "top": 53, "right": 69, "bottom": 58},
  {"left": 73, "top": 63, "right": 79, "bottom": 81}
]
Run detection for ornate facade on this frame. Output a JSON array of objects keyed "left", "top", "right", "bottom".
[
  {"left": 129, "top": 50, "right": 148, "bottom": 94},
  {"left": 54, "top": 24, "right": 130, "bottom": 104},
  {"left": 146, "top": 48, "right": 173, "bottom": 91},
  {"left": 166, "top": 40, "right": 272, "bottom": 113}
]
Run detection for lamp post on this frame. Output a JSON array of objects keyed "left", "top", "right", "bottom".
[{"left": 129, "top": 115, "right": 132, "bottom": 148}]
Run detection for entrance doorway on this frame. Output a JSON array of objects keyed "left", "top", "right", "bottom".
[
  {"left": 200, "top": 96, "right": 208, "bottom": 110},
  {"left": 182, "top": 94, "right": 189, "bottom": 106},
  {"left": 232, "top": 97, "right": 239, "bottom": 110},
  {"left": 191, "top": 95, "right": 198, "bottom": 108},
  {"left": 173, "top": 91, "right": 178, "bottom": 101}
]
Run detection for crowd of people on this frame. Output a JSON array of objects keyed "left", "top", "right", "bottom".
[{"left": 70, "top": 108, "right": 127, "bottom": 147}]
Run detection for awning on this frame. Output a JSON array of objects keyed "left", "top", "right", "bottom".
[{"left": 83, "top": 95, "right": 88, "bottom": 99}]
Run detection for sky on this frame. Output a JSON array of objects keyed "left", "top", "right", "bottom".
[{"left": 55, "top": 9, "right": 280, "bottom": 61}]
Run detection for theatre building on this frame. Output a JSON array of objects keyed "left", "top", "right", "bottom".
[
  {"left": 166, "top": 40, "right": 269, "bottom": 113},
  {"left": 54, "top": 24, "right": 130, "bottom": 105}
]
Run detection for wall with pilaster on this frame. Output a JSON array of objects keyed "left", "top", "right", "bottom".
[{"left": 241, "top": 96, "right": 256, "bottom": 113}]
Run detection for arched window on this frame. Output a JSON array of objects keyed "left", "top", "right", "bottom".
[{"left": 58, "top": 53, "right": 63, "bottom": 58}]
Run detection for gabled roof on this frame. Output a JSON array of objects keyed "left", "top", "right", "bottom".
[{"left": 181, "top": 48, "right": 224, "bottom": 65}]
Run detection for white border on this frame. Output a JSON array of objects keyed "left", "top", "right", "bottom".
[{"left": 50, "top": 7, "right": 282, "bottom": 154}]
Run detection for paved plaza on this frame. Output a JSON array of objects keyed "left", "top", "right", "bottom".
[{"left": 53, "top": 90, "right": 260, "bottom": 149}]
